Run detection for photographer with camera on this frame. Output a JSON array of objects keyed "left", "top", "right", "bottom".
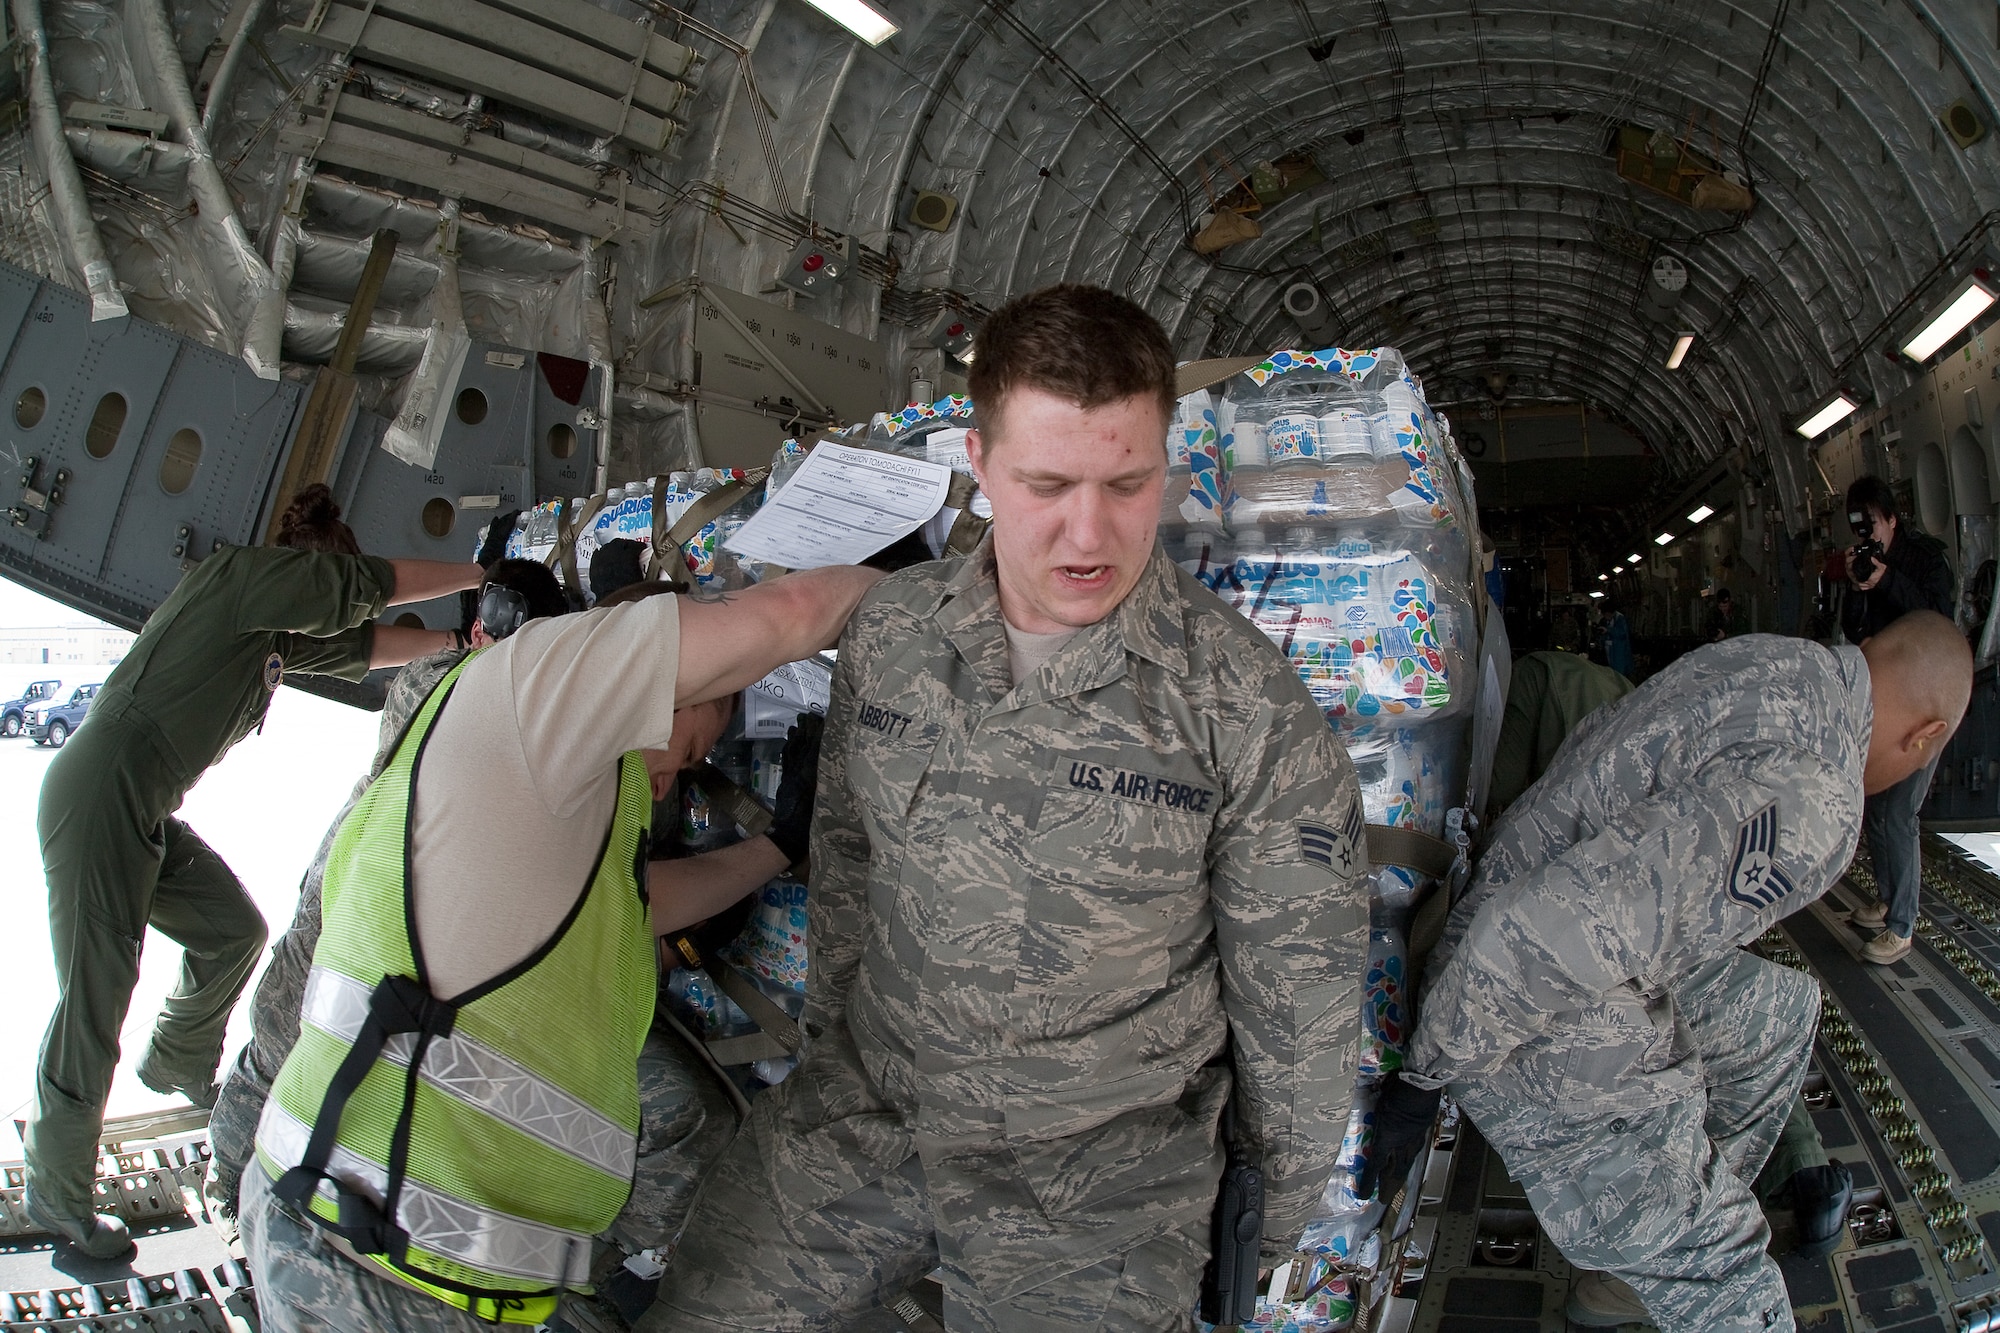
[{"left": 1841, "top": 475, "right": 1956, "bottom": 964}]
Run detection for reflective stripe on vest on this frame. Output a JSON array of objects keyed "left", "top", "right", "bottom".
[
  {"left": 256, "top": 654, "right": 656, "bottom": 1310},
  {"left": 257, "top": 1101, "right": 595, "bottom": 1287},
  {"left": 297, "top": 967, "right": 637, "bottom": 1182}
]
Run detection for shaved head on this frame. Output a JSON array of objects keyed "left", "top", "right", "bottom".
[{"left": 1860, "top": 610, "right": 1973, "bottom": 794}]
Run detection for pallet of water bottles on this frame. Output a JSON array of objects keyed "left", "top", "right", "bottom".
[
  {"left": 1167, "top": 344, "right": 1488, "bottom": 1332},
  {"left": 492, "top": 467, "right": 771, "bottom": 599}
]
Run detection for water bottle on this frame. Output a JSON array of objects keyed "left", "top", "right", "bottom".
[
  {"left": 682, "top": 783, "right": 728, "bottom": 853},
  {"left": 767, "top": 439, "right": 808, "bottom": 497},
  {"left": 1227, "top": 526, "right": 1277, "bottom": 619},
  {"left": 627, "top": 483, "right": 650, "bottom": 540},
  {"left": 589, "top": 497, "right": 620, "bottom": 558},
  {"left": 1173, "top": 529, "right": 1232, "bottom": 596},
  {"left": 1162, "top": 388, "right": 1226, "bottom": 539},
  {"left": 1358, "top": 921, "right": 1410, "bottom": 1076}
]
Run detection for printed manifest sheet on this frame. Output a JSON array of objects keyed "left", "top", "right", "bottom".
[{"left": 724, "top": 442, "right": 953, "bottom": 569}]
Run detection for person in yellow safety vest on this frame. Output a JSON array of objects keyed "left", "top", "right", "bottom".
[{"left": 240, "top": 563, "right": 885, "bottom": 1331}]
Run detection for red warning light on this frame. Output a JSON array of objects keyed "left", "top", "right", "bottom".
[
  {"left": 802, "top": 253, "right": 826, "bottom": 273},
  {"left": 947, "top": 322, "right": 965, "bottom": 337}
]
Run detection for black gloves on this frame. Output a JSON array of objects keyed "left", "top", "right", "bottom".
[
  {"left": 766, "top": 713, "right": 825, "bottom": 867},
  {"left": 476, "top": 510, "right": 520, "bottom": 569},
  {"left": 1355, "top": 1075, "right": 1443, "bottom": 1205}
]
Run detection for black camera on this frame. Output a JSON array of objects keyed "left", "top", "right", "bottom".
[{"left": 1848, "top": 510, "right": 1884, "bottom": 582}]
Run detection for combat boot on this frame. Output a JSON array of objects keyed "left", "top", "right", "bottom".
[
  {"left": 135, "top": 1053, "right": 218, "bottom": 1109},
  {"left": 1862, "top": 930, "right": 1912, "bottom": 965},
  {"left": 1566, "top": 1270, "right": 1654, "bottom": 1328},
  {"left": 1789, "top": 1161, "right": 1854, "bottom": 1257},
  {"left": 23, "top": 1190, "right": 135, "bottom": 1261}
]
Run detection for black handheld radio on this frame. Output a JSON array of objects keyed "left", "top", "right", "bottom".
[{"left": 1198, "top": 1100, "right": 1265, "bottom": 1327}]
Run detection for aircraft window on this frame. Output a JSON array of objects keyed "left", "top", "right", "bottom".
[
  {"left": 548, "top": 422, "right": 577, "bottom": 459},
  {"left": 14, "top": 386, "right": 47, "bottom": 430},
  {"left": 421, "top": 496, "right": 455, "bottom": 538},
  {"left": 85, "top": 392, "right": 127, "bottom": 458},
  {"left": 456, "top": 387, "right": 488, "bottom": 426},
  {"left": 160, "top": 427, "right": 202, "bottom": 494},
  {"left": 393, "top": 612, "right": 426, "bottom": 629}
]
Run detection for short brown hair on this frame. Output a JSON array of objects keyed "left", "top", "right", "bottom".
[
  {"left": 274, "top": 483, "right": 360, "bottom": 555},
  {"left": 967, "top": 284, "right": 1176, "bottom": 436}
]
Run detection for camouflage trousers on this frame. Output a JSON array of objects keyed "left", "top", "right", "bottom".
[
  {"left": 207, "top": 875, "right": 324, "bottom": 1208},
  {"left": 641, "top": 1148, "right": 1208, "bottom": 1333},
  {"left": 240, "top": 1162, "right": 511, "bottom": 1332},
  {"left": 1453, "top": 949, "right": 1817, "bottom": 1333}
]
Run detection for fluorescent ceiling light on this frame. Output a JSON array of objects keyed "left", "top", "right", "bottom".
[
  {"left": 1655, "top": 532, "right": 1675, "bottom": 546},
  {"left": 1687, "top": 504, "right": 1715, "bottom": 523},
  {"left": 1901, "top": 273, "right": 1997, "bottom": 361},
  {"left": 1598, "top": 573, "right": 1609, "bottom": 581},
  {"left": 799, "top": 0, "right": 899, "bottom": 44},
  {"left": 1627, "top": 552, "right": 1643, "bottom": 565},
  {"left": 1588, "top": 590, "right": 1605, "bottom": 599},
  {"left": 1612, "top": 565, "right": 1625, "bottom": 574},
  {"left": 1666, "top": 332, "right": 1694, "bottom": 370},
  {"left": 1794, "top": 392, "right": 1860, "bottom": 439}
]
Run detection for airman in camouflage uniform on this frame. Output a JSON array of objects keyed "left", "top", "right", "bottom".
[
  {"left": 1406, "top": 625, "right": 1968, "bottom": 1333},
  {"left": 649, "top": 530, "right": 1365, "bottom": 1330}
]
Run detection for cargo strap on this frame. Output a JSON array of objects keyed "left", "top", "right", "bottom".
[
  {"left": 545, "top": 495, "right": 606, "bottom": 599},
  {"left": 704, "top": 965, "right": 801, "bottom": 1064},
  {"left": 1408, "top": 884, "right": 1451, "bottom": 974},
  {"left": 650, "top": 469, "right": 771, "bottom": 590},
  {"left": 1365, "top": 824, "right": 1456, "bottom": 881},
  {"left": 1173, "top": 354, "right": 1268, "bottom": 399},
  {"left": 941, "top": 471, "right": 987, "bottom": 556},
  {"left": 653, "top": 1003, "right": 751, "bottom": 1121},
  {"left": 1370, "top": 822, "right": 1460, "bottom": 980},
  {"left": 1401, "top": 811, "right": 1478, "bottom": 980},
  {"left": 674, "top": 765, "right": 805, "bottom": 1066},
  {"left": 792, "top": 436, "right": 986, "bottom": 560},
  {"left": 689, "top": 763, "right": 774, "bottom": 840},
  {"left": 649, "top": 474, "right": 675, "bottom": 586}
]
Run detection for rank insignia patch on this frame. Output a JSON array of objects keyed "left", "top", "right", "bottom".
[
  {"left": 1726, "top": 802, "right": 1797, "bottom": 909},
  {"left": 1301, "top": 804, "right": 1364, "bottom": 876}
]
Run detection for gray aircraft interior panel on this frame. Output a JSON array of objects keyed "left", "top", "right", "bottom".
[
  {"left": 527, "top": 351, "right": 600, "bottom": 503},
  {"left": 0, "top": 263, "right": 43, "bottom": 357},
  {"left": 14, "top": 316, "right": 183, "bottom": 615},
  {"left": 340, "top": 342, "right": 598, "bottom": 635},
  {"left": 112, "top": 347, "right": 302, "bottom": 590},
  {"left": 0, "top": 262, "right": 305, "bottom": 629},
  {"left": 688, "top": 285, "right": 891, "bottom": 469}
]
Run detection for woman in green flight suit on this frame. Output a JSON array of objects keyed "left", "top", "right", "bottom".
[{"left": 24, "top": 485, "right": 486, "bottom": 1259}]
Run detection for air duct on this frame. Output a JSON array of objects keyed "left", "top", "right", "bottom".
[
  {"left": 11, "top": 0, "right": 128, "bottom": 320},
  {"left": 1281, "top": 281, "right": 1338, "bottom": 346},
  {"left": 198, "top": 0, "right": 274, "bottom": 135},
  {"left": 1640, "top": 254, "right": 1689, "bottom": 325},
  {"left": 127, "top": 0, "right": 277, "bottom": 375}
]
